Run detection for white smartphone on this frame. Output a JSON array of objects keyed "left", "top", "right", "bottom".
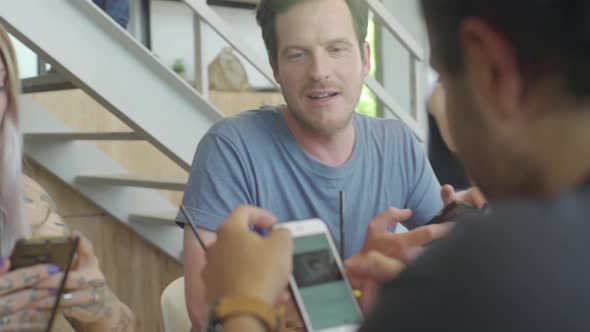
[{"left": 276, "top": 218, "right": 363, "bottom": 332}]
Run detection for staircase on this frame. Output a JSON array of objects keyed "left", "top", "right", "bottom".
[
  {"left": 1, "top": 0, "right": 223, "bottom": 261},
  {"left": 1, "top": 0, "right": 428, "bottom": 262}
]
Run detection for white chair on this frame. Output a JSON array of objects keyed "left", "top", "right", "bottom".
[{"left": 161, "top": 277, "right": 192, "bottom": 332}]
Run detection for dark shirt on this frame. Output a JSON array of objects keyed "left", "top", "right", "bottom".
[
  {"left": 428, "top": 113, "right": 470, "bottom": 190},
  {"left": 92, "top": 0, "right": 129, "bottom": 29},
  {"left": 360, "top": 180, "right": 590, "bottom": 331}
]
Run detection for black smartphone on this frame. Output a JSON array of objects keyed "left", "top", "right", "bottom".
[
  {"left": 9, "top": 236, "right": 79, "bottom": 332},
  {"left": 429, "top": 201, "right": 478, "bottom": 224},
  {"left": 10, "top": 236, "right": 74, "bottom": 271}
]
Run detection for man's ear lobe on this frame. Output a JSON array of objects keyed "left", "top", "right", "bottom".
[
  {"left": 460, "top": 18, "right": 522, "bottom": 122},
  {"left": 362, "top": 41, "right": 371, "bottom": 77}
]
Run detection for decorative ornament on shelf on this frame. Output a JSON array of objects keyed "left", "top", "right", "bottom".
[
  {"left": 171, "top": 58, "right": 186, "bottom": 80},
  {"left": 209, "top": 47, "right": 252, "bottom": 92}
]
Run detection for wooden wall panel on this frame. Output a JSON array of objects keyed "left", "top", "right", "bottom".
[
  {"left": 26, "top": 162, "right": 184, "bottom": 332},
  {"left": 29, "top": 89, "right": 285, "bottom": 206},
  {"left": 29, "top": 90, "right": 187, "bottom": 206}
]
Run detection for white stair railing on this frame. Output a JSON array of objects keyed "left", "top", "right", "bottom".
[
  {"left": 0, "top": 0, "right": 227, "bottom": 261},
  {"left": 364, "top": 0, "right": 427, "bottom": 141},
  {"left": 0, "top": 0, "right": 223, "bottom": 170}
]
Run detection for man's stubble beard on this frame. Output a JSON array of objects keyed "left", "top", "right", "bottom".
[{"left": 289, "top": 105, "right": 354, "bottom": 137}]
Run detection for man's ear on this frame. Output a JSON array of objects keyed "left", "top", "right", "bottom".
[
  {"left": 362, "top": 41, "right": 371, "bottom": 77},
  {"left": 460, "top": 18, "right": 523, "bottom": 122},
  {"left": 269, "top": 53, "right": 280, "bottom": 84}
]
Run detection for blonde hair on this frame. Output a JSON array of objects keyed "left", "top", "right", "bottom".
[{"left": 0, "top": 23, "right": 28, "bottom": 256}]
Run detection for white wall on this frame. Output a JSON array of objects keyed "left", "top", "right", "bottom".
[
  {"left": 150, "top": 0, "right": 273, "bottom": 89},
  {"left": 11, "top": 35, "right": 38, "bottom": 79}
]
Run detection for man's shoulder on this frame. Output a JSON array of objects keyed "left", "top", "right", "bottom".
[
  {"left": 354, "top": 114, "right": 419, "bottom": 156},
  {"left": 354, "top": 113, "right": 411, "bottom": 139},
  {"left": 207, "top": 106, "right": 282, "bottom": 141},
  {"left": 355, "top": 112, "right": 406, "bottom": 129}
]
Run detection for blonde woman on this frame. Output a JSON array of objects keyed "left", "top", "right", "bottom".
[{"left": 0, "top": 24, "right": 134, "bottom": 331}]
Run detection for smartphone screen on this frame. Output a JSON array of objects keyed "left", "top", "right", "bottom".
[{"left": 291, "top": 233, "right": 362, "bottom": 331}]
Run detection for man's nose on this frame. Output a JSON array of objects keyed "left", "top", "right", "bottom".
[{"left": 309, "top": 52, "right": 331, "bottom": 82}]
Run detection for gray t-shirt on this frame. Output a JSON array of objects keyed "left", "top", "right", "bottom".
[
  {"left": 361, "top": 180, "right": 590, "bottom": 331},
  {"left": 177, "top": 107, "right": 442, "bottom": 257}
]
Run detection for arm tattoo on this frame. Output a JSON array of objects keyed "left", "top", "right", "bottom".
[
  {"left": 22, "top": 271, "right": 41, "bottom": 285},
  {"left": 0, "top": 278, "right": 14, "bottom": 294},
  {"left": 111, "top": 309, "right": 133, "bottom": 332},
  {"left": 0, "top": 298, "right": 14, "bottom": 316}
]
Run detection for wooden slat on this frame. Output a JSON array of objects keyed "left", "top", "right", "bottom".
[
  {"left": 76, "top": 174, "right": 188, "bottom": 191},
  {"left": 21, "top": 73, "right": 76, "bottom": 94}
]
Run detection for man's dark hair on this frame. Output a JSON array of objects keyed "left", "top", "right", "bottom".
[
  {"left": 421, "top": 0, "right": 590, "bottom": 99},
  {"left": 256, "top": 0, "right": 369, "bottom": 65}
]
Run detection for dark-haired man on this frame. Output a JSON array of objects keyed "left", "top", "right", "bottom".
[
  {"left": 177, "top": 0, "right": 477, "bottom": 329},
  {"left": 201, "top": 0, "right": 590, "bottom": 331}
]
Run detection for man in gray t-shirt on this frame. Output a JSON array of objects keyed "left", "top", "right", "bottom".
[
  {"left": 177, "top": 0, "right": 479, "bottom": 329},
  {"left": 194, "top": 1, "right": 590, "bottom": 331},
  {"left": 177, "top": 106, "right": 443, "bottom": 258}
]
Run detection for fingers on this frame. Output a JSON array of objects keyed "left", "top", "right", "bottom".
[
  {"left": 274, "top": 289, "right": 291, "bottom": 306},
  {"left": 35, "top": 286, "right": 112, "bottom": 324},
  {"left": 0, "top": 258, "right": 9, "bottom": 275},
  {"left": 222, "top": 205, "right": 278, "bottom": 233},
  {"left": 36, "top": 285, "right": 107, "bottom": 309},
  {"left": 441, "top": 184, "right": 455, "bottom": 206},
  {"left": 446, "top": 186, "right": 488, "bottom": 209},
  {"left": 265, "top": 229, "right": 293, "bottom": 288},
  {"left": 403, "top": 223, "right": 455, "bottom": 247},
  {"left": 466, "top": 188, "right": 487, "bottom": 208},
  {"left": 266, "top": 228, "right": 293, "bottom": 252},
  {"left": 71, "top": 233, "right": 98, "bottom": 266},
  {"left": 0, "top": 264, "right": 61, "bottom": 297},
  {"left": 0, "top": 309, "right": 52, "bottom": 331},
  {"left": 34, "top": 271, "right": 105, "bottom": 290},
  {"left": 0, "top": 289, "right": 55, "bottom": 316},
  {"left": 368, "top": 208, "right": 413, "bottom": 233},
  {"left": 346, "top": 251, "right": 405, "bottom": 282}
]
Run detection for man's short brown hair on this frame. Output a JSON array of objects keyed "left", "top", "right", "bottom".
[{"left": 256, "top": 0, "right": 369, "bottom": 64}]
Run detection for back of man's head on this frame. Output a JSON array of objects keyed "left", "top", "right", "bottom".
[
  {"left": 256, "top": 0, "right": 369, "bottom": 65},
  {"left": 421, "top": 0, "right": 590, "bottom": 100}
]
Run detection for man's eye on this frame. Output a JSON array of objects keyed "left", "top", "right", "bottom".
[
  {"left": 328, "top": 47, "right": 348, "bottom": 57},
  {"left": 288, "top": 52, "right": 304, "bottom": 60}
]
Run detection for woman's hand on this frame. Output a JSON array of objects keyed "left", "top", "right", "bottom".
[
  {"left": 0, "top": 258, "right": 60, "bottom": 331},
  {"left": 34, "top": 233, "right": 116, "bottom": 324}
]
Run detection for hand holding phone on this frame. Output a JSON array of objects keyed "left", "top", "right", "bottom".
[
  {"left": 429, "top": 201, "right": 479, "bottom": 225},
  {"left": 203, "top": 206, "right": 292, "bottom": 305},
  {"left": 275, "top": 219, "right": 363, "bottom": 332},
  {"left": 0, "top": 260, "right": 63, "bottom": 331},
  {"left": 2, "top": 236, "right": 78, "bottom": 332}
]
